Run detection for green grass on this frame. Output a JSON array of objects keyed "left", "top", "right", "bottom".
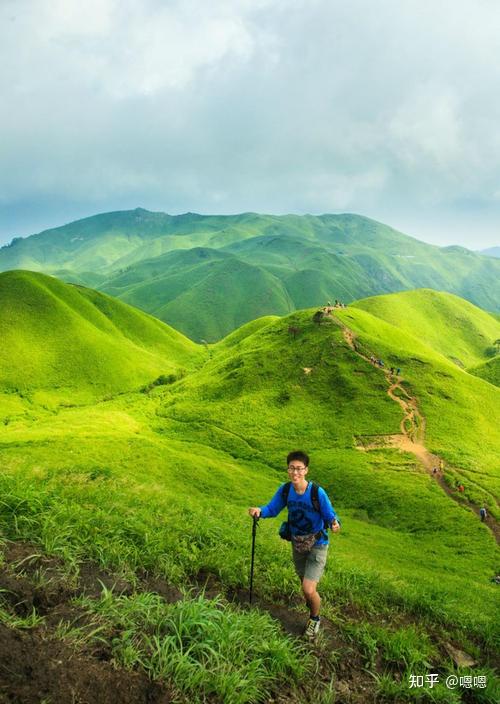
[
  {"left": 0, "top": 270, "right": 204, "bottom": 396},
  {"left": 334, "top": 304, "right": 500, "bottom": 504},
  {"left": 2, "top": 209, "right": 500, "bottom": 340},
  {"left": 76, "top": 588, "right": 311, "bottom": 704},
  {"left": 468, "top": 355, "right": 500, "bottom": 388},
  {"left": 352, "top": 289, "right": 500, "bottom": 368},
  {"left": 0, "top": 283, "right": 498, "bottom": 696}
]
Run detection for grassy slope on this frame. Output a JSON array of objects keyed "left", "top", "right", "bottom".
[
  {"left": 335, "top": 301, "right": 500, "bottom": 502},
  {"left": 0, "top": 210, "right": 279, "bottom": 273},
  {"left": 0, "top": 285, "right": 498, "bottom": 699},
  {"left": 100, "top": 248, "right": 294, "bottom": 341},
  {"left": 0, "top": 306, "right": 497, "bottom": 635},
  {"left": 2, "top": 211, "right": 500, "bottom": 344},
  {"left": 0, "top": 270, "right": 203, "bottom": 398},
  {"left": 97, "top": 233, "right": 500, "bottom": 341},
  {"left": 469, "top": 355, "right": 500, "bottom": 387},
  {"left": 352, "top": 289, "right": 500, "bottom": 368}
]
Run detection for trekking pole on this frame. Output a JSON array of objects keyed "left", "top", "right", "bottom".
[{"left": 249, "top": 515, "right": 259, "bottom": 604}]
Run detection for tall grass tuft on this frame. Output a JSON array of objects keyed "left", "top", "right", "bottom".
[{"left": 80, "top": 588, "right": 312, "bottom": 703}]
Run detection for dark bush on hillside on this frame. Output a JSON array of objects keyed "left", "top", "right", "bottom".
[
  {"left": 142, "top": 371, "right": 185, "bottom": 393},
  {"left": 276, "top": 389, "right": 291, "bottom": 405},
  {"left": 484, "top": 345, "right": 498, "bottom": 358},
  {"left": 288, "top": 325, "right": 301, "bottom": 339}
]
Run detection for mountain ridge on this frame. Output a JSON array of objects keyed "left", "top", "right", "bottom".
[{"left": 2, "top": 209, "right": 500, "bottom": 340}]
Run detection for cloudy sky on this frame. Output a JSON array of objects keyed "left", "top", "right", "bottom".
[{"left": 1, "top": 0, "right": 499, "bottom": 248}]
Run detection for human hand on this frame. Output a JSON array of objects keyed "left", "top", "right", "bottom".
[
  {"left": 330, "top": 519, "right": 340, "bottom": 533},
  {"left": 248, "top": 507, "right": 261, "bottom": 518}
]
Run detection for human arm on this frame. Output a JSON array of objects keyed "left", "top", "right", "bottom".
[
  {"left": 248, "top": 484, "right": 287, "bottom": 520},
  {"left": 318, "top": 487, "right": 341, "bottom": 532}
]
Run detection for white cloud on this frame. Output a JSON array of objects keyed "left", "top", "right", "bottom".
[{"left": 1, "top": 0, "right": 500, "bottom": 246}]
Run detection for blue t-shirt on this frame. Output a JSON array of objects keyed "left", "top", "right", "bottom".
[{"left": 260, "top": 482, "right": 339, "bottom": 546}]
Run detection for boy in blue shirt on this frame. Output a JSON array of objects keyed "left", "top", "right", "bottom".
[{"left": 248, "top": 450, "right": 340, "bottom": 639}]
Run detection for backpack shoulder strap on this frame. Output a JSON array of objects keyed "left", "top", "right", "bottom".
[
  {"left": 311, "top": 482, "right": 330, "bottom": 529},
  {"left": 281, "top": 481, "right": 291, "bottom": 505},
  {"left": 310, "top": 482, "right": 321, "bottom": 513}
]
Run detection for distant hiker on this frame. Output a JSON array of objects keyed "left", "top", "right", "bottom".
[
  {"left": 248, "top": 450, "right": 340, "bottom": 640},
  {"left": 432, "top": 467, "right": 438, "bottom": 475},
  {"left": 378, "top": 359, "right": 384, "bottom": 368},
  {"left": 390, "top": 367, "right": 395, "bottom": 375},
  {"left": 440, "top": 459, "right": 444, "bottom": 472},
  {"left": 458, "top": 484, "right": 465, "bottom": 493},
  {"left": 396, "top": 368, "right": 401, "bottom": 375},
  {"left": 480, "top": 507, "right": 487, "bottom": 522},
  {"left": 370, "top": 355, "right": 376, "bottom": 364}
]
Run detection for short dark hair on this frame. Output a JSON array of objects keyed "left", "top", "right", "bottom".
[{"left": 286, "top": 450, "right": 309, "bottom": 467}]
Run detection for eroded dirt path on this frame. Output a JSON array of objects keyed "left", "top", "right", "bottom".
[{"left": 339, "top": 323, "right": 500, "bottom": 544}]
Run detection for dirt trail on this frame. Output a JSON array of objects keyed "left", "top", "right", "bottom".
[{"left": 339, "top": 325, "right": 500, "bottom": 545}]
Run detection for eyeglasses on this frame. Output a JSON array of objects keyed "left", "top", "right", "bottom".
[{"left": 288, "top": 465, "right": 306, "bottom": 473}]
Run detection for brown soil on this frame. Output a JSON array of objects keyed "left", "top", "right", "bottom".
[
  {"left": 0, "top": 624, "right": 170, "bottom": 704},
  {"left": 0, "top": 542, "right": 172, "bottom": 704}
]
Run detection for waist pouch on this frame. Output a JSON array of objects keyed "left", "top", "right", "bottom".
[{"left": 292, "top": 532, "right": 322, "bottom": 553}]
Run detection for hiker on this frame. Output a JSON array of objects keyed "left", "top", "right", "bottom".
[
  {"left": 432, "top": 467, "right": 438, "bottom": 475},
  {"left": 480, "top": 507, "right": 487, "bottom": 522},
  {"left": 458, "top": 484, "right": 465, "bottom": 493},
  {"left": 396, "top": 368, "right": 401, "bottom": 375},
  {"left": 248, "top": 450, "right": 340, "bottom": 639}
]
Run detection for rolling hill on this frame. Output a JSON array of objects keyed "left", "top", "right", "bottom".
[
  {"left": 469, "top": 355, "right": 500, "bottom": 387},
  {"left": 351, "top": 288, "right": 500, "bottom": 369},
  {"left": 2, "top": 209, "right": 500, "bottom": 340},
  {"left": 0, "top": 270, "right": 203, "bottom": 398},
  {"left": 0, "top": 279, "right": 498, "bottom": 702}
]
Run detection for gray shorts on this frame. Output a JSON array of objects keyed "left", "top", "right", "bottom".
[{"left": 292, "top": 544, "right": 328, "bottom": 582}]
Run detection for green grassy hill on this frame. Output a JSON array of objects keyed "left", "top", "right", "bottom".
[
  {"left": 469, "top": 355, "right": 500, "bottom": 387},
  {"left": 99, "top": 248, "right": 293, "bottom": 341},
  {"left": 351, "top": 289, "right": 500, "bottom": 368},
  {"left": 0, "top": 281, "right": 498, "bottom": 702},
  {"left": 96, "top": 230, "right": 500, "bottom": 341},
  {"left": 0, "top": 270, "right": 203, "bottom": 399},
  {"left": 2, "top": 210, "right": 500, "bottom": 342}
]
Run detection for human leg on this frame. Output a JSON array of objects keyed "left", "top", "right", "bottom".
[
  {"left": 302, "top": 578, "right": 320, "bottom": 617},
  {"left": 294, "top": 545, "right": 328, "bottom": 638}
]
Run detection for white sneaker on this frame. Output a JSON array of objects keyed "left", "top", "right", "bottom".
[{"left": 304, "top": 618, "right": 320, "bottom": 639}]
